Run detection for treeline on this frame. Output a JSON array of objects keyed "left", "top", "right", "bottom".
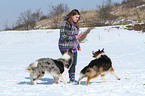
[
  {"left": 6, "top": 3, "right": 69, "bottom": 30},
  {"left": 97, "top": 0, "right": 144, "bottom": 25},
  {"left": 5, "top": 0, "right": 145, "bottom": 30}
]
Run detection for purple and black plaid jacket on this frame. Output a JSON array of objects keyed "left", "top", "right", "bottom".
[{"left": 58, "top": 21, "right": 80, "bottom": 53}]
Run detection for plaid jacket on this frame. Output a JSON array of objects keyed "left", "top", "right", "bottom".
[{"left": 58, "top": 21, "right": 80, "bottom": 51}]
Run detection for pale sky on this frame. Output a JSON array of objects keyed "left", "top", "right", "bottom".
[{"left": 0, "top": 0, "right": 123, "bottom": 30}]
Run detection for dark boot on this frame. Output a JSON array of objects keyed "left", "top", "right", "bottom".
[{"left": 69, "top": 73, "right": 77, "bottom": 83}]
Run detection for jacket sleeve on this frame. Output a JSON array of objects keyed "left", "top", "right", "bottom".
[
  {"left": 60, "top": 21, "right": 76, "bottom": 41},
  {"left": 77, "top": 42, "right": 81, "bottom": 48}
]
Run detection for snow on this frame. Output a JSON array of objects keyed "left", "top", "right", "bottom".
[
  {"left": 0, "top": 26, "right": 145, "bottom": 96},
  {"left": 136, "top": 4, "right": 145, "bottom": 9}
]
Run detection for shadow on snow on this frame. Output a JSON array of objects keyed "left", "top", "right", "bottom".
[{"left": 18, "top": 77, "right": 54, "bottom": 85}]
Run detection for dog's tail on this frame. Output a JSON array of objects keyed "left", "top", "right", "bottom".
[{"left": 26, "top": 61, "right": 38, "bottom": 73}]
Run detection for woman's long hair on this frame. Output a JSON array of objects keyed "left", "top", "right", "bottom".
[{"left": 65, "top": 9, "right": 80, "bottom": 29}]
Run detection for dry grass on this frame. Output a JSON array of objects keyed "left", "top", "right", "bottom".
[
  {"left": 35, "top": 10, "right": 100, "bottom": 29},
  {"left": 15, "top": 1, "right": 145, "bottom": 30},
  {"left": 112, "top": 1, "right": 145, "bottom": 23}
]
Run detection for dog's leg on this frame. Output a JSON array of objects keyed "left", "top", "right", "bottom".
[
  {"left": 63, "top": 68, "right": 68, "bottom": 75},
  {"left": 52, "top": 76, "right": 59, "bottom": 84},
  {"left": 33, "top": 72, "right": 45, "bottom": 85},
  {"left": 101, "top": 74, "right": 107, "bottom": 82},
  {"left": 60, "top": 74, "right": 67, "bottom": 84},
  {"left": 86, "top": 67, "right": 103, "bottom": 85},
  {"left": 110, "top": 67, "right": 121, "bottom": 80},
  {"left": 87, "top": 73, "right": 100, "bottom": 85},
  {"left": 59, "top": 68, "right": 68, "bottom": 84},
  {"left": 30, "top": 73, "right": 34, "bottom": 84}
]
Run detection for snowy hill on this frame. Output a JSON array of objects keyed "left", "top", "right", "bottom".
[{"left": 0, "top": 26, "right": 145, "bottom": 96}]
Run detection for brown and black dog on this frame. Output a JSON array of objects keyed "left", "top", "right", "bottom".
[{"left": 77, "top": 48, "right": 120, "bottom": 85}]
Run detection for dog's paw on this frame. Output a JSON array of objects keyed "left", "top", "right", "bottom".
[
  {"left": 31, "top": 81, "right": 37, "bottom": 85},
  {"left": 52, "top": 81, "right": 59, "bottom": 84},
  {"left": 77, "top": 81, "right": 81, "bottom": 85},
  {"left": 117, "top": 78, "right": 121, "bottom": 80}
]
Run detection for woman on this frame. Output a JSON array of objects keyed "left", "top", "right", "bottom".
[{"left": 58, "top": 9, "right": 82, "bottom": 83}]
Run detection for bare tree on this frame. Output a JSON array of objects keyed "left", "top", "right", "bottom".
[
  {"left": 16, "top": 9, "right": 42, "bottom": 30},
  {"left": 97, "top": 0, "right": 118, "bottom": 25},
  {"left": 16, "top": 9, "right": 31, "bottom": 30},
  {"left": 122, "top": 0, "right": 143, "bottom": 8},
  {"left": 48, "top": 3, "right": 69, "bottom": 28},
  {"left": 31, "top": 9, "right": 43, "bottom": 22},
  {"left": 4, "top": 20, "right": 9, "bottom": 30},
  {"left": 49, "top": 3, "right": 69, "bottom": 17}
]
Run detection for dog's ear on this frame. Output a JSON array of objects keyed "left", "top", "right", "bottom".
[
  {"left": 92, "top": 51, "right": 95, "bottom": 55},
  {"left": 102, "top": 48, "right": 104, "bottom": 52}
]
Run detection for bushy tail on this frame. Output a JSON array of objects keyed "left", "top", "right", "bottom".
[{"left": 26, "top": 61, "right": 38, "bottom": 73}]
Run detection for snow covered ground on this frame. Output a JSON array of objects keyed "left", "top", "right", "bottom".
[{"left": 0, "top": 26, "right": 145, "bottom": 96}]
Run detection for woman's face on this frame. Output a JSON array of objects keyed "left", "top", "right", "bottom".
[{"left": 72, "top": 15, "right": 80, "bottom": 22}]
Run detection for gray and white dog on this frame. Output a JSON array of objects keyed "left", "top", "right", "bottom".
[{"left": 26, "top": 49, "right": 73, "bottom": 85}]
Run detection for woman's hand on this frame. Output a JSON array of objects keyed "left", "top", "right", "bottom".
[
  {"left": 76, "top": 33, "right": 83, "bottom": 39},
  {"left": 78, "top": 48, "right": 81, "bottom": 51}
]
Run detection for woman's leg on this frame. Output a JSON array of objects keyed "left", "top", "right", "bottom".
[
  {"left": 68, "top": 52, "right": 77, "bottom": 82},
  {"left": 59, "top": 50, "right": 78, "bottom": 82}
]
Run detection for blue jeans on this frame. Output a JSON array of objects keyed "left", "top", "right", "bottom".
[{"left": 60, "top": 50, "right": 77, "bottom": 81}]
